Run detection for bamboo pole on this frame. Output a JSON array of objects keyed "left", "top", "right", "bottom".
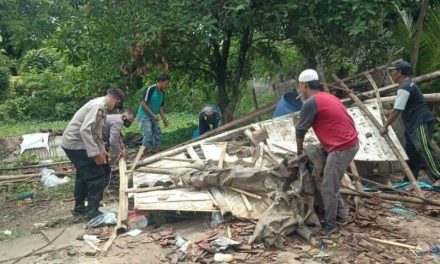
[
  {"left": 341, "top": 71, "right": 440, "bottom": 104},
  {"left": 363, "top": 93, "right": 440, "bottom": 105},
  {"left": 240, "top": 193, "right": 253, "bottom": 212},
  {"left": 333, "top": 74, "right": 425, "bottom": 199},
  {"left": 339, "top": 189, "right": 438, "bottom": 206},
  {"left": 370, "top": 237, "right": 421, "bottom": 250},
  {"left": 365, "top": 73, "right": 386, "bottom": 123}
]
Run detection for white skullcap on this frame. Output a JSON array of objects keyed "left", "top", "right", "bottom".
[{"left": 298, "top": 69, "right": 319, "bottom": 82}]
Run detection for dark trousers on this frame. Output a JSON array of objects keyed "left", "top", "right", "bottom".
[
  {"left": 405, "top": 122, "right": 440, "bottom": 181},
  {"left": 63, "top": 148, "right": 106, "bottom": 208}
]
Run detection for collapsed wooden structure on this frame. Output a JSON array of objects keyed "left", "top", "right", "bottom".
[{"left": 103, "top": 63, "right": 440, "bottom": 252}]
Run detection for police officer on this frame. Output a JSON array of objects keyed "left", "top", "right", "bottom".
[
  {"left": 103, "top": 109, "right": 136, "bottom": 166},
  {"left": 62, "top": 88, "right": 125, "bottom": 219}
]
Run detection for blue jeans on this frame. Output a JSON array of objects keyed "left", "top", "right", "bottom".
[{"left": 140, "top": 117, "right": 161, "bottom": 150}]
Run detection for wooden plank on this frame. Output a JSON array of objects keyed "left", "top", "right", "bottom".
[
  {"left": 218, "top": 142, "right": 228, "bottom": 168},
  {"left": 200, "top": 144, "right": 238, "bottom": 163},
  {"left": 126, "top": 185, "right": 179, "bottom": 193},
  {"left": 209, "top": 187, "right": 232, "bottom": 216},
  {"left": 226, "top": 186, "right": 262, "bottom": 200},
  {"left": 187, "top": 145, "right": 201, "bottom": 160},
  {"left": 129, "top": 146, "right": 145, "bottom": 171},
  {"left": 221, "top": 188, "right": 267, "bottom": 220},
  {"left": 117, "top": 158, "right": 128, "bottom": 228},
  {"left": 240, "top": 193, "right": 253, "bottom": 212}
]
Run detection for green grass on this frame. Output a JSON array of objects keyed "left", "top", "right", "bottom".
[
  {"left": 40, "top": 175, "right": 75, "bottom": 200},
  {"left": 0, "top": 120, "right": 68, "bottom": 138},
  {"left": 0, "top": 227, "right": 22, "bottom": 241}
]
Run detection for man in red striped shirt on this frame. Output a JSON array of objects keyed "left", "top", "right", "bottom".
[{"left": 295, "top": 69, "right": 359, "bottom": 235}]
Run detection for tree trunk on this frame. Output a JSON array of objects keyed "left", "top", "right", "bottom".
[{"left": 411, "top": 0, "right": 430, "bottom": 74}]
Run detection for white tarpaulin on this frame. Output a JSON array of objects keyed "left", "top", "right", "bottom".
[{"left": 20, "top": 133, "right": 50, "bottom": 155}]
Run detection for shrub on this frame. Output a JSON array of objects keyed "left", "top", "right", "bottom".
[
  {"left": 19, "top": 48, "right": 60, "bottom": 74},
  {"left": 0, "top": 67, "right": 9, "bottom": 101}
]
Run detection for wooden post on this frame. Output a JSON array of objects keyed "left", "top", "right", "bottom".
[
  {"left": 117, "top": 158, "right": 128, "bottom": 231},
  {"left": 365, "top": 73, "right": 386, "bottom": 124},
  {"left": 129, "top": 146, "right": 145, "bottom": 171},
  {"left": 218, "top": 142, "right": 228, "bottom": 168},
  {"left": 252, "top": 87, "right": 261, "bottom": 121},
  {"left": 333, "top": 74, "right": 425, "bottom": 199}
]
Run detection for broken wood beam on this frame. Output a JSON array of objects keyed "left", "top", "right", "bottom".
[
  {"left": 241, "top": 193, "right": 253, "bottom": 212},
  {"left": 218, "top": 142, "right": 228, "bottom": 168},
  {"left": 209, "top": 187, "right": 232, "bottom": 215},
  {"left": 333, "top": 74, "right": 425, "bottom": 199},
  {"left": 226, "top": 186, "right": 263, "bottom": 200},
  {"left": 129, "top": 146, "right": 145, "bottom": 171}
]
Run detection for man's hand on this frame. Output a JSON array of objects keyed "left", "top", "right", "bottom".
[
  {"left": 94, "top": 152, "right": 107, "bottom": 165},
  {"left": 163, "top": 119, "right": 169, "bottom": 128},
  {"left": 154, "top": 114, "right": 160, "bottom": 121},
  {"left": 380, "top": 126, "right": 388, "bottom": 136}
]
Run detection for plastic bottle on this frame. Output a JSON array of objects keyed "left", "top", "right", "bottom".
[{"left": 127, "top": 215, "right": 148, "bottom": 229}]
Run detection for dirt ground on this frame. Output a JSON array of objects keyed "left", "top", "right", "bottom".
[{"left": 1, "top": 189, "right": 440, "bottom": 264}]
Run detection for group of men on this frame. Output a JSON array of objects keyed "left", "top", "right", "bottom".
[
  {"left": 295, "top": 60, "right": 440, "bottom": 234},
  {"left": 62, "top": 60, "right": 440, "bottom": 236}
]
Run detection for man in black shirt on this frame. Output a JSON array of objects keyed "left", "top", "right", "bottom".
[
  {"left": 198, "top": 106, "right": 221, "bottom": 135},
  {"left": 380, "top": 60, "right": 440, "bottom": 182}
]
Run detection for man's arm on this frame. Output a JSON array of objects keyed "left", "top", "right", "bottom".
[
  {"left": 159, "top": 106, "right": 168, "bottom": 127},
  {"left": 295, "top": 97, "right": 318, "bottom": 154},
  {"left": 380, "top": 109, "right": 401, "bottom": 135},
  {"left": 380, "top": 89, "right": 409, "bottom": 135}
]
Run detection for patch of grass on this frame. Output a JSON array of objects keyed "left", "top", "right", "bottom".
[
  {"left": 0, "top": 227, "right": 22, "bottom": 241},
  {"left": 40, "top": 175, "right": 75, "bottom": 200},
  {"left": 46, "top": 218, "right": 70, "bottom": 228},
  {"left": 0, "top": 120, "right": 68, "bottom": 138}
]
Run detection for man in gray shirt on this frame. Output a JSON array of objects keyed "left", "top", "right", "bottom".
[
  {"left": 103, "top": 109, "right": 136, "bottom": 166},
  {"left": 62, "top": 88, "right": 125, "bottom": 219}
]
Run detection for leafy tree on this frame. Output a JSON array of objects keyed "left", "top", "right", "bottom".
[
  {"left": 53, "top": 0, "right": 299, "bottom": 121},
  {"left": 0, "top": 0, "right": 74, "bottom": 58},
  {"left": 285, "top": 0, "right": 406, "bottom": 76}
]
